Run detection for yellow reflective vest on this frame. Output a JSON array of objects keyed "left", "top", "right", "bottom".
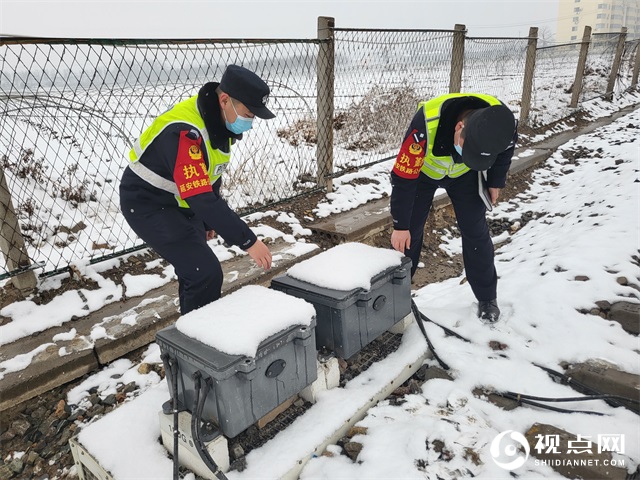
[
  {"left": 128, "top": 95, "right": 231, "bottom": 208},
  {"left": 418, "top": 93, "right": 502, "bottom": 180}
]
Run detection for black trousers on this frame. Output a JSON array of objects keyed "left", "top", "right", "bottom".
[
  {"left": 405, "top": 171, "right": 497, "bottom": 302},
  {"left": 121, "top": 206, "right": 223, "bottom": 315}
]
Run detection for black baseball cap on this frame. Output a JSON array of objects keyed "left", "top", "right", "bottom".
[
  {"left": 219, "top": 65, "right": 275, "bottom": 119},
  {"left": 461, "top": 104, "right": 515, "bottom": 171}
]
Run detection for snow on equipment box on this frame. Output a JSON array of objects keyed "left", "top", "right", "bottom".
[
  {"left": 270, "top": 243, "right": 412, "bottom": 359},
  {"left": 156, "top": 285, "right": 317, "bottom": 438}
]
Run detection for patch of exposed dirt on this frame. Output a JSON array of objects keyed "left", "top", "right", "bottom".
[
  {"left": 100, "top": 251, "right": 167, "bottom": 284},
  {"left": 0, "top": 283, "right": 24, "bottom": 325}
]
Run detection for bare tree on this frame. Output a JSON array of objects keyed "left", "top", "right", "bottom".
[{"left": 539, "top": 26, "right": 556, "bottom": 47}]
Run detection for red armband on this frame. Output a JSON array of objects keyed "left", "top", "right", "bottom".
[
  {"left": 173, "top": 131, "right": 213, "bottom": 199},
  {"left": 392, "top": 129, "right": 425, "bottom": 179}
]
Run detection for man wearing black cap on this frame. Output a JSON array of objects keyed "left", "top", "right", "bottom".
[
  {"left": 390, "top": 93, "right": 517, "bottom": 323},
  {"left": 120, "top": 65, "right": 275, "bottom": 315}
]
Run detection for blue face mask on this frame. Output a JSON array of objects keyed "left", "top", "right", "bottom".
[{"left": 224, "top": 100, "right": 254, "bottom": 134}]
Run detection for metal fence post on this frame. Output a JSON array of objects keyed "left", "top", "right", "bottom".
[
  {"left": 570, "top": 25, "right": 592, "bottom": 108},
  {"left": 605, "top": 27, "right": 628, "bottom": 100},
  {"left": 520, "top": 27, "right": 539, "bottom": 126},
  {"left": 449, "top": 24, "right": 466, "bottom": 93},
  {"left": 0, "top": 165, "right": 37, "bottom": 293},
  {"left": 317, "top": 16, "right": 335, "bottom": 193},
  {"left": 633, "top": 41, "right": 640, "bottom": 88}
]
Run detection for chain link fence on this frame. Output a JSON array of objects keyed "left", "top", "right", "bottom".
[
  {"left": 619, "top": 38, "right": 640, "bottom": 91},
  {"left": 530, "top": 31, "right": 639, "bottom": 128},
  {"left": 530, "top": 42, "right": 583, "bottom": 128},
  {"left": 582, "top": 32, "right": 623, "bottom": 103},
  {"left": 1, "top": 38, "right": 321, "bottom": 279},
  {"left": 1, "top": 23, "right": 638, "bottom": 282},
  {"left": 463, "top": 36, "right": 529, "bottom": 115},
  {"left": 331, "top": 29, "right": 454, "bottom": 171}
]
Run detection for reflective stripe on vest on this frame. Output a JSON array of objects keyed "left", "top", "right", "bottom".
[
  {"left": 419, "top": 93, "right": 502, "bottom": 180},
  {"left": 128, "top": 95, "right": 231, "bottom": 207}
]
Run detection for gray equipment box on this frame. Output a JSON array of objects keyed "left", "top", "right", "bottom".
[
  {"left": 270, "top": 256, "right": 411, "bottom": 359},
  {"left": 156, "top": 320, "right": 317, "bottom": 438}
]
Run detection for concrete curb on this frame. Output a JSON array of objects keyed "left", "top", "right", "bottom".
[
  {"left": 0, "top": 345, "right": 98, "bottom": 414},
  {"left": 93, "top": 295, "right": 179, "bottom": 365},
  {"left": 0, "top": 239, "right": 319, "bottom": 412}
]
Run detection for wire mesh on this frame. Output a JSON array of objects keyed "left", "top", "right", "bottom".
[
  {"left": 618, "top": 39, "right": 640, "bottom": 91},
  {"left": 530, "top": 42, "right": 583, "bottom": 128},
  {"left": 581, "top": 32, "right": 621, "bottom": 102},
  {"left": 0, "top": 30, "right": 635, "bottom": 280},
  {"left": 462, "top": 37, "right": 529, "bottom": 118},
  {"left": 0, "top": 38, "right": 320, "bottom": 277},
  {"left": 332, "top": 29, "right": 454, "bottom": 171}
]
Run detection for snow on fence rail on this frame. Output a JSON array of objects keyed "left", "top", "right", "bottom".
[{"left": 0, "top": 19, "right": 638, "bottom": 287}]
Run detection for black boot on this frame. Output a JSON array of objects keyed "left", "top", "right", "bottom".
[{"left": 478, "top": 299, "right": 500, "bottom": 323}]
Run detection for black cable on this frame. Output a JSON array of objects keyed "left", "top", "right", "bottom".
[
  {"left": 191, "top": 372, "right": 202, "bottom": 474},
  {"left": 411, "top": 299, "right": 450, "bottom": 370},
  {"left": 410, "top": 302, "right": 640, "bottom": 417},
  {"left": 503, "top": 391, "right": 640, "bottom": 405},
  {"left": 192, "top": 375, "right": 229, "bottom": 480},
  {"left": 161, "top": 354, "right": 180, "bottom": 480},
  {"left": 534, "top": 362, "right": 603, "bottom": 395},
  {"left": 414, "top": 305, "right": 471, "bottom": 343},
  {"left": 191, "top": 372, "right": 201, "bottom": 424},
  {"left": 171, "top": 359, "right": 180, "bottom": 480},
  {"left": 496, "top": 391, "right": 605, "bottom": 416},
  {"left": 532, "top": 363, "right": 634, "bottom": 411}
]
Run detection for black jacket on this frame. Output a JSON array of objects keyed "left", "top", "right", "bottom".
[
  {"left": 120, "top": 82, "right": 257, "bottom": 250},
  {"left": 390, "top": 96, "right": 518, "bottom": 230}
]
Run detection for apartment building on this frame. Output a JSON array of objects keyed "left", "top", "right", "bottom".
[{"left": 557, "top": 0, "right": 640, "bottom": 42}]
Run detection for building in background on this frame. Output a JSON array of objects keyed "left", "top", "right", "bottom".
[{"left": 557, "top": 0, "right": 640, "bottom": 42}]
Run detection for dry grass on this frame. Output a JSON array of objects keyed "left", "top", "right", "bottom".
[{"left": 277, "top": 84, "right": 421, "bottom": 154}]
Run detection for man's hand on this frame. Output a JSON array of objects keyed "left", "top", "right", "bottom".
[
  {"left": 246, "top": 239, "right": 272, "bottom": 270},
  {"left": 488, "top": 187, "right": 501, "bottom": 205},
  {"left": 206, "top": 230, "right": 217, "bottom": 241},
  {"left": 391, "top": 230, "right": 411, "bottom": 253}
]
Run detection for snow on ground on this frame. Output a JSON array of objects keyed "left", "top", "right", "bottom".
[
  {"left": 69, "top": 102, "right": 640, "bottom": 479},
  {"left": 0, "top": 91, "right": 638, "bottom": 354},
  {"left": 301, "top": 109, "right": 640, "bottom": 479}
]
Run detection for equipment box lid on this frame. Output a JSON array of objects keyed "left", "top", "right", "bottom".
[
  {"left": 271, "top": 256, "right": 411, "bottom": 309},
  {"left": 171, "top": 285, "right": 315, "bottom": 360},
  {"left": 156, "top": 318, "right": 315, "bottom": 382}
]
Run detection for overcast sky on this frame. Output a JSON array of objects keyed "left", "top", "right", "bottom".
[{"left": 1, "top": 0, "right": 562, "bottom": 39}]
